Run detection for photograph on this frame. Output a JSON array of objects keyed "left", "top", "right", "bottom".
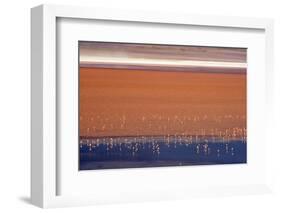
[{"left": 79, "top": 41, "right": 247, "bottom": 170}]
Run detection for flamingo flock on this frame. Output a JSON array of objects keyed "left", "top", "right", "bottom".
[{"left": 80, "top": 113, "right": 246, "bottom": 158}]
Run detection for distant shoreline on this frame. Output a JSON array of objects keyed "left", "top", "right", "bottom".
[{"left": 79, "top": 135, "right": 247, "bottom": 143}]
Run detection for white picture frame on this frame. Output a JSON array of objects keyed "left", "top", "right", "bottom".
[{"left": 31, "top": 4, "right": 274, "bottom": 208}]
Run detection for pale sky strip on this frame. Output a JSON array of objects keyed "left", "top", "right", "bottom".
[{"left": 80, "top": 56, "right": 247, "bottom": 69}]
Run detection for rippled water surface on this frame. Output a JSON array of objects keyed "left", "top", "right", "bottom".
[{"left": 79, "top": 136, "right": 246, "bottom": 170}]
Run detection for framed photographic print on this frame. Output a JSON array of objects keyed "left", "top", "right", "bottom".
[
  {"left": 78, "top": 41, "right": 247, "bottom": 170},
  {"left": 31, "top": 4, "right": 274, "bottom": 208}
]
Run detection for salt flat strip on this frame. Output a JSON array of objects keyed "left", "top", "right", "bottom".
[{"left": 80, "top": 56, "right": 247, "bottom": 69}]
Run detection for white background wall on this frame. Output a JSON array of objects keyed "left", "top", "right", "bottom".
[{"left": 0, "top": 0, "right": 280, "bottom": 212}]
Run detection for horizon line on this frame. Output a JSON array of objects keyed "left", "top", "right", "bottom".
[{"left": 80, "top": 57, "right": 247, "bottom": 70}]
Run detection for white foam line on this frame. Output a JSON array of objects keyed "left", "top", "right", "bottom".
[{"left": 80, "top": 56, "right": 247, "bottom": 69}]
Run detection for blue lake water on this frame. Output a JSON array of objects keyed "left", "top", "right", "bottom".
[{"left": 79, "top": 136, "right": 246, "bottom": 170}]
